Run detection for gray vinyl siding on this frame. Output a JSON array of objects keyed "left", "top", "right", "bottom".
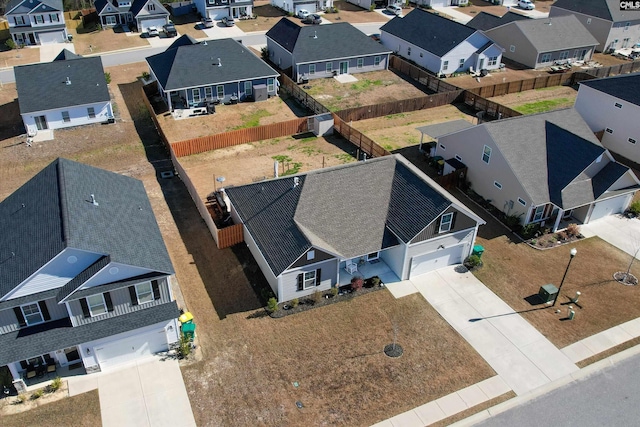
[
  {"left": 297, "top": 55, "right": 389, "bottom": 81},
  {"left": 607, "top": 19, "right": 640, "bottom": 52},
  {"left": 182, "top": 78, "right": 276, "bottom": 106},
  {"left": 289, "top": 248, "right": 335, "bottom": 269},
  {"left": 279, "top": 258, "right": 336, "bottom": 303},
  {"left": 69, "top": 278, "right": 171, "bottom": 326},
  {"left": 549, "top": 7, "right": 615, "bottom": 52},
  {"left": 242, "top": 226, "right": 278, "bottom": 296},
  {"left": 0, "top": 296, "right": 70, "bottom": 335},
  {"left": 381, "top": 32, "right": 443, "bottom": 74},
  {"left": 411, "top": 206, "right": 478, "bottom": 244},
  {"left": 485, "top": 25, "right": 537, "bottom": 69},
  {"left": 267, "top": 38, "right": 294, "bottom": 71}
]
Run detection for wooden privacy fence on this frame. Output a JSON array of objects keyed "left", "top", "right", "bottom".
[
  {"left": 335, "top": 90, "right": 463, "bottom": 122},
  {"left": 332, "top": 114, "right": 391, "bottom": 159},
  {"left": 278, "top": 72, "right": 330, "bottom": 115},
  {"left": 217, "top": 223, "right": 244, "bottom": 249},
  {"left": 389, "top": 55, "right": 460, "bottom": 93},
  {"left": 0, "top": 21, "right": 9, "bottom": 31},
  {"left": 584, "top": 60, "right": 640, "bottom": 78},
  {"left": 171, "top": 117, "right": 309, "bottom": 157},
  {"left": 461, "top": 91, "right": 522, "bottom": 120},
  {"left": 466, "top": 73, "right": 574, "bottom": 98}
]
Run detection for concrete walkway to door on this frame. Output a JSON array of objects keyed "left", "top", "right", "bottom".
[{"left": 67, "top": 357, "right": 196, "bottom": 427}]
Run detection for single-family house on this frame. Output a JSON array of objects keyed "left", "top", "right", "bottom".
[
  {"left": 433, "top": 109, "right": 640, "bottom": 231},
  {"left": 225, "top": 154, "right": 485, "bottom": 303},
  {"left": 193, "top": 0, "right": 253, "bottom": 20},
  {"left": 380, "top": 8, "right": 504, "bottom": 76},
  {"left": 146, "top": 35, "right": 280, "bottom": 110},
  {"left": 14, "top": 50, "right": 113, "bottom": 135},
  {"left": 266, "top": 19, "right": 392, "bottom": 82},
  {"left": 0, "top": 158, "right": 180, "bottom": 392},
  {"left": 550, "top": 0, "right": 640, "bottom": 53},
  {"left": 574, "top": 73, "right": 640, "bottom": 165},
  {"left": 5, "top": 0, "right": 68, "bottom": 45},
  {"left": 483, "top": 15, "right": 599, "bottom": 69},
  {"left": 94, "top": 0, "right": 170, "bottom": 32},
  {"left": 466, "top": 11, "right": 532, "bottom": 32},
  {"left": 270, "top": 0, "right": 332, "bottom": 16},
  {"left": 412, "top": 0, "right": 472, "bottom": 7}
]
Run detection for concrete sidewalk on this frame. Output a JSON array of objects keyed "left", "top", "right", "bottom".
[
  {"left": 580, "top": 215, "right": 640, "bottom": 259},
  {"left": 431, "top": 6, "right": 473, "bottom": 24}
]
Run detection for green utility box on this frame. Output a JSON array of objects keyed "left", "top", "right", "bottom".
[
  {"left": 539, "top": 284, "right": 559, "bottom": 303},
  {"left": 182, "top": 322, "right": 196, "bottom": 342},
  {"left": 472, "top": 245, "right": 485, "bottom": 258}
]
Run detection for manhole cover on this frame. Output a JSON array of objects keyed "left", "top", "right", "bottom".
[
  {"left": 614, "top": 272, "right": 638, "bottom": 286},
  {"left": 384, "top": 344, "right": 403, "bottom": 358}
]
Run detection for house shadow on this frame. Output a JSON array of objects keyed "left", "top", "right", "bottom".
[
  {"left": 281, "top": 93, "right": 314, "bottom": 117},
  {"left": 0, "top": 99, "right": 25, "bottom": 141}
]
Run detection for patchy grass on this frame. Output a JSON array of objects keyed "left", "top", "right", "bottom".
[
  {"left": 1, "top": 390, "right": 101, "bottom": 426},
  {"left": 233, "top": 109, "right": 272, "bottom": 129},
  {"left": 512, "top": 98, "right": 572, "bottom": 114},
  {"left": 350, "top": 79, "right": 383, "bottom": 91},
  {"left": 70, "top": 26, "right": 148, "bottom": 55}
]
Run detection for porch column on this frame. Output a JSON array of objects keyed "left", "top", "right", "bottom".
[
  {"left": 552, "top": 208, "right": 564, "bottom": 232},
  {"left": 167, "top": 91, "right": 172, "bottom": 111},
  {"left": 419, "top": 132, "right": 424, "bottom": 152},
  {"left": 8, "top": 363, "right": 21, "bottom": 381}
]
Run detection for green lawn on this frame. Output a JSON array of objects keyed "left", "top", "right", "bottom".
[{"left": 513, "top": 98, "right": 572, "bottom": 114}]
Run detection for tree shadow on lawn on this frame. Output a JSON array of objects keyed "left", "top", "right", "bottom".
[{"left": 0, "top": 100, "right": 25, "bottom": 141}]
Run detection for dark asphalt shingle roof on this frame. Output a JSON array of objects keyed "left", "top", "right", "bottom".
[
  {"left": 580, "top": 73, "right": 640, "bottom": 106},
  {"left": 417, "top": 120, "right": 476, "bottom": 139},
  {"left": 381, "top": 8, "right": 477, "bottom": 57},
  {"left": 551, "top": 0, "right": 629, "bottom": 22},
  {"left": 15, "top": 56, "right": 110, "bottom": 114},
  {"left": 6, "top": 0, "right": 62, "bottom": 14},
  {"left": 0, "top": 158, "right": 174, "bottom": 299},
  {"left": 266, "top": 19, "right": 391, "bottom": 63},
  {"left": 226, "top": 155, "right": 474, "bottom": 277},
  {"left": 53, "top": 49, "right": 82, "bottom": 61},
  {"left": 146, "top": 36, "right": 279, "bottom": 91},
  {"left": 497, "top": 15, "right": 599, "bottom": 52},
  {"left": 0, "top": 301, "right": 179, "bottom": 366},
  {"left": 466, "top": 11, "right": 531, "bottom": 31},
  {"left": 130, "top": 0, "right": 168, "bottom": 18}
]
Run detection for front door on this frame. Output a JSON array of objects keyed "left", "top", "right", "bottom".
[
  {"left": 28, "top": 33, "right": 35, "bottom": 45},
  {"left": 478, "top": 58, "right": 485, "bottom": 70},
  {"left": 339, "top": 61, "right": 349, "bottom": 75},
  {"left": 58, "top": 347, "right": 81, "bottom": 366},
  {"left": 34, "top": 115, "right": 48, "bottom": 130},
  {"left": 579, "top": 49, "right": 587, "bottom": 60}
]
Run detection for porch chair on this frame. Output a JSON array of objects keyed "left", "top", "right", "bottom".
[
  {"left": 345, "top": 260, "right": 358, "bottom": 274},
  {"left": 26, "top": 366, "right": 36, "bottom": 379}
]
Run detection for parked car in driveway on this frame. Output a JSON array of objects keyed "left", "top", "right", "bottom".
[
  {"left": 518, "top": 0, "right": 535, "bottom": 10},
  {"left": 202, "top": 17, "right": 214, "bottom": 28},
  {"left": 386, "top": 4, "right": 402, "bottom": 16},
  {"left": 163, "top": 23, "right": 177, "bottom": 37},
  {"left": 297, "top": 9, "right": 310, "bottom": 19},
  {"left": 147, "top": 26, "right": 159, "bottom": 37},
  {"left": 301, "top": 13, "right": 322, "bottom": 24},
  {"left": 222, "top": 16, "right": 235, "bottom": 26}
]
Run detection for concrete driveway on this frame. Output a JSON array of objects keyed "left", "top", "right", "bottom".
[
  {"left": 40, "top": 42, "right": 75, "bottom": 62},
  {"left": 580, "top": 215, "right": 640, "bottom": 258},
  {"left": 68, "top": 357, "right": 196, "bottom": 427}
]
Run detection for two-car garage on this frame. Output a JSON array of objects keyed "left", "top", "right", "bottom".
[
  {"left": 409, "top": 244, "right": 466, "bottom": 279},
  {"left": 93, "top": 328, "right": 170, "bottom": 371},
  {"left": 38, "top": 30, "right": 67, "bottom": 44},
  {"left": 138, "top": 17, "right": 169, "bottom": 33}
]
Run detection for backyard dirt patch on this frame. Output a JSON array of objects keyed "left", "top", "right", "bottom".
[
  {"left": 304, "top": 69, "right": 429, "bottom": 111},
  {"left": 591, "top": 52, "right": 636, "bottom": 67},
  {"left": 457, "top": 0, "right": 554, "bottom": 17},
  {"left": 322, "top": 0, "right": 396, "bottom": 23},
  {"left": 446, "top": 66, "right": 556, "bottom": 89},
  {"left": 1, "top": 389, "right": 100, "bottom": 427},
  {"left": 0, "top": 46, "right": 39, "bottom": 69},
  {"left": 487, "top": 85, "right": 578, "bottom": 113},
  {"left": 352, "top": 104, "right": 476, "bottom": 152},
  {"left": 236, "top": 1, "right": 288, "bottom": 32},
  {"left": 70, "top": 25, "right": 148, "bottom": 55}
]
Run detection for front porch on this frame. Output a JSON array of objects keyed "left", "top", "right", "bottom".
[
  {"left": 21, "top": 362, "right": 86, "bottom": 392},
  {"left": 338, "top": 258, "right": 400, "bottom": 287}
]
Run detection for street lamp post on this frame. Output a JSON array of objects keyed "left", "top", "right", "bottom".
[{"left": 553, "top": 247, "right": 577, "bottom": 307}]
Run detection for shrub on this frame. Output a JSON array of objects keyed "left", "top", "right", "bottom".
[
  {"left": 330, "top": 286, "right": 339, "bottom": 297},
  {"left": 521, "top": 223, "right": 539, "bottom": 239},
  {"left": 556, "top": 231, "right": 568, "bottom": 241},
  {"left": 629, "top": 201, "right": 640, "bottom": 215},
  {"left": 504, "top": 214, "right": 522, "bottom": 230},
  {"left": 5, "top": 38, "right": 16, "bottom": 50},
  {"left": 267, "top": 297, "right": 279, "bottom": 313},
  {"left": 16, "top": 394, "right": 27, "bottom": 404},
  {"left": 311, "top": 291, "right": 322, "bottom": 304},
  {"left": 371, "top": 276, "right": 382, "bottom": 287},
  {"left": 464, "top": 254, "right": 482, "bottom": 269},
  {"left": 31, "top": 389, "right": 44, "bottom": 400},
  {"left": 369, "top": 4, "right": 375, "bottom": 11},
  {"left": 178, "top": 333, "right": 191, "bottom": 359},
  {"left": 566, "top": 223, "right": 580, "bottom": 237},
  {"left": 351, "top": 277, "right": 364, "bottom": 291},
  {"left": 291, "top": 298, "right": 299, "bottom": 308},
  {"left": 141, "top": 71, "right": 150, "bottom": 80},
  {"left": 260, "top": 46, "right": 269, "bottom": 60},
  {"left": 47, "top": 377, "right": 62, "bottom": 393},
  {"left": 104, "top": 72, "right": 111, "bottom": 84}
]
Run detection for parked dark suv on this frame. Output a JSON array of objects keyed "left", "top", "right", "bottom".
[
  {"left": 301, "top": 13, "right": 321, "bottom": 24},
  {"left": 163, "top": 23, "right": 177, "bottom": 37}
]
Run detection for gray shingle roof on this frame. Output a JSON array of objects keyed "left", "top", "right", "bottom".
[
  {"left": 552, "top": 0, "right": 630, "bottom": 22},
  {"left": 53, "top": 49, "right": 82, "bottom": 61},
  {"left": 580, "top": 73, "right": 640, "bottom": 107},
  {"left": 0, "top": 301, "right": 179, "bottom": 366},
  {"left": 0, "top": 158, "right": 174, "bottom": 299},
  {"left": 266, "top": 19, "right": 391, "bottom": 64},
  {"left": 226, "top": 155, "right": 469, "bottom": 277},
  {"left": 417, "top": 120, "right": 475, "bottom": 138},
  {"left": 6, "top": 0, "right": 62, "bottom": 14},
  {"left": 381, "top": 8, "right": 477, "bottom": 57},
  {"left": 508, "top": 15, "right": 599, "bottom": 51},
  {"left": 146, "top": 37, "right": 279, "bottom": 91},
  {"left": 466, "top": 11, "right": 531, "bottom": 31},
  {"left": 130, "top": 0, "right": 168, "bottom": 18},
  {"left": 14, "top": 56, "right": 110, "bottom": 114}
]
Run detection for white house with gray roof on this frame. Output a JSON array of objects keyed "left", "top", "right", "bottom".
[
  {"left": 483, "top": 14, "right": 599, "bottom": 69},
  {"left": 574, "top": 73, "right": 640, "bottom": 165},
  {"left": 0, "top": 158, "right": 180, "bottom": 392},
  {"left": 146, "top": 35, "right": 279, "bottom": 111},
  {"left": 5, "top": 0, "right": 68, "bottom": 45},
  {"left": 435, "top": 109, "right": 640, "bottom": 231},
  {"left": 266, "top": 19, "right": 392, "bottom": 82},
  {"left": 225, "top": 155, "right": 485, "bottom": 303},
  {"left": 550, "top": 0, "right": 640, "bottom": 53},
  {"left": 14, "top": 50, "right": 113, "bottom": 135},
  {"left": 380, "top": 8, "right": 504, "bottom": 76},
  {"left": 94, "top": 0, "right": 170, "bottom": 32}
]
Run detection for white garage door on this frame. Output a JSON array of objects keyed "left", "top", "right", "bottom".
[
  {"left": 38, "top": 30, "right": 65, "bottom": 44},
  {"left": 590, "top": 194, "right": 632, "bottom": 222},
  {"left": 95, "top": 329, "right": 168, "bottom": 370},
  {"left": 410, "top": 245, "right": 464, "bottom": 278},
  {"left": 139, "top": 17, "right": 167, "bottom": 32},
  {"left": 295, "top": 2, "right": 317, "bottom": 13},
  {"left": 428, "top": 0, "right": 448, "bottom": 7},
  {"left": 208, "top": 9, "right": 229, "bottom": 20}
]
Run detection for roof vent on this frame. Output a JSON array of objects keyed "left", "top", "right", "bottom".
[
  {"left": 313, "top": 31, "right": 317, "bottom": 39},
  {"left": 293, "top": 177, "right": 300, "bottom": 188},
  {"left": 90, "top": 194, "right": 99, "bottom": 206},
  {"left": 217, "top": 58, "right": 222, "bottom": 67},
  {"left": 65, "top": 77, "right": 71, "bottom": 85},
  {"left": 202, "top": 40, "right": 208, "bottom": 45}
]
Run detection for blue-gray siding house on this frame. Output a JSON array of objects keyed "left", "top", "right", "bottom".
[
  {"left": 266, "top": 19, "right": 392, "bottom": 82},
  {"left": 146, "top": 35, "right": 280, "bottom": 110}
]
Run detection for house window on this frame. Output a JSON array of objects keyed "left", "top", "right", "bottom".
[
  {"left": 439, "top": 213, "right": 453, "bottom": 233},
  {"left": 455, "top": 155, "right": 462, "bottom": 161},
  {"left": 15, "top": 16, "right": 25, "bottom": 25},
  {"left": 629, "top": 138, "right": 637, "bottom": 145},
  {"left": 439, "top": 144, "right": 446, "bottom": 150},
  {"left": 366, "top": 252, "right": 379, "bottom": 261},
  {"left": 586, "top": 18, "right": 591, "bottom": 24},
  {"left": 559, "top": 51, "right": 569, "bottom": 60},
  {"left": 459, "top": 58, "right": 465, "bottom": 69},
  {"left": 533, "top": 205, "right": 545, "bottom": 221},
  {"left": 309, "top": 64, "right": 315, "bottom": 75},
  {"left": 267, "top": 78, "right": 275, "bottom": 92},
  {"left": 442, "top": 61, "right": 449, "bottom": 71},
  {"left": 245, "top": 81, "right": 252, "bottom": 96},
  {"left": 205, "top": 86, "right": 213, "bottom": 99},
  {"left": 420, "top": 52, "right": 423, "bottom": 57},
  {"left": 625, "top": 22, "right": 630, "bottom": 31},
  {"left": 494, "top": 181, "right": 502, "bottom": 189},
  {"left": 606, "top": 128, "right": 613, "bottom": 134},
  {"left": 623, "top": 38, "right": 631, "bottom": 48},
  {"left": 540, "top": 53, "right": 552, "bottom": 63},
  {"left": 518, "top": 197, "right": 526, "bottom": 206},
  {"left": 407, "top": 47, "right": 411, "bottom": 56},
  {"left": 192, "top": 88, "right": 201, "bottom": 103},
  {"left": 611, "top": 39, "right": 619, "bottom": 49},
  {"left": 488, "top": 56, "right": 497, "bottom": 66},
  {"left": 21, "top": 303, "right": 43, "bottom": 325},
  {"left": 326, "top": 62, "right": 332, "bottom": 73},
  {"left": 50, "top": 14, "right": 59, "bottom": 22},
  {"left": 307, "top": 250, "right": 315, "bottom": 260},
  {"left": 615, "top": 102, "right": 622, "bottom": 108},
  {"left": 374, "top": 56, "right": 381, "bottom": 66},
  {"left": 62, "top": 111, "right": 70, "bottom": 122},
  {"left": 106, "top": 15, "right": 116, "bottom": 25},
  {"left": 135, "top": 282, "right": 154, "bottom": 304},
  {"left": 147, "top": 3, "right": 155, "bottom": 11},
  {"left": 510, "top": 45, "right": 515, "bottom": 52},
  {"left": 482, "top": 145, "right": 491, "bottom": 164},
  {"left": 87, "top": 294, "right": 107, "bottom": 316},
  {"left": 87, "top": 107, "right": 95, "bottom": 118},
  {"left": 216, "top": 85, "right": 224, "bottom": 99},
  {"left": 303, "top": 271, "right": 316, "bottom": 290},
  {"left": 35, "top": 15, "right": 44, "bottom": 24},
  {"left": 357, "top": 58, "right": 364, "bottom": 69}
]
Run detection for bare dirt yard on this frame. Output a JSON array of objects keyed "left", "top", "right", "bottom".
[
  {"left": 70, "top": 25, "right": 148, "bottom": 56},
  {"left": 352, "top": 104, "right": 476, "bottom": 152},
  {"left": 304, "top": 70, "right": 430, "bottom": 111},
  {"left": 236, "top": 1, "right": 288, "bottom": 32},
  {"left": 457, "top": 0, "right": 555, "bottom": 18},
  {"left": 170, "top": 12, "right": 210, "bottom": 39},
  {"left": 488, "top": 85, "right": 578, "bottom": 114},
  {"left": 446, "top": 64, "right": 555, "bottom": 89},
  {"left": 323, "top": 0, "right": 396, "bottom": 23},
  {"left": 0, "top": 46, "right": 40, "bottom": 69}
]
